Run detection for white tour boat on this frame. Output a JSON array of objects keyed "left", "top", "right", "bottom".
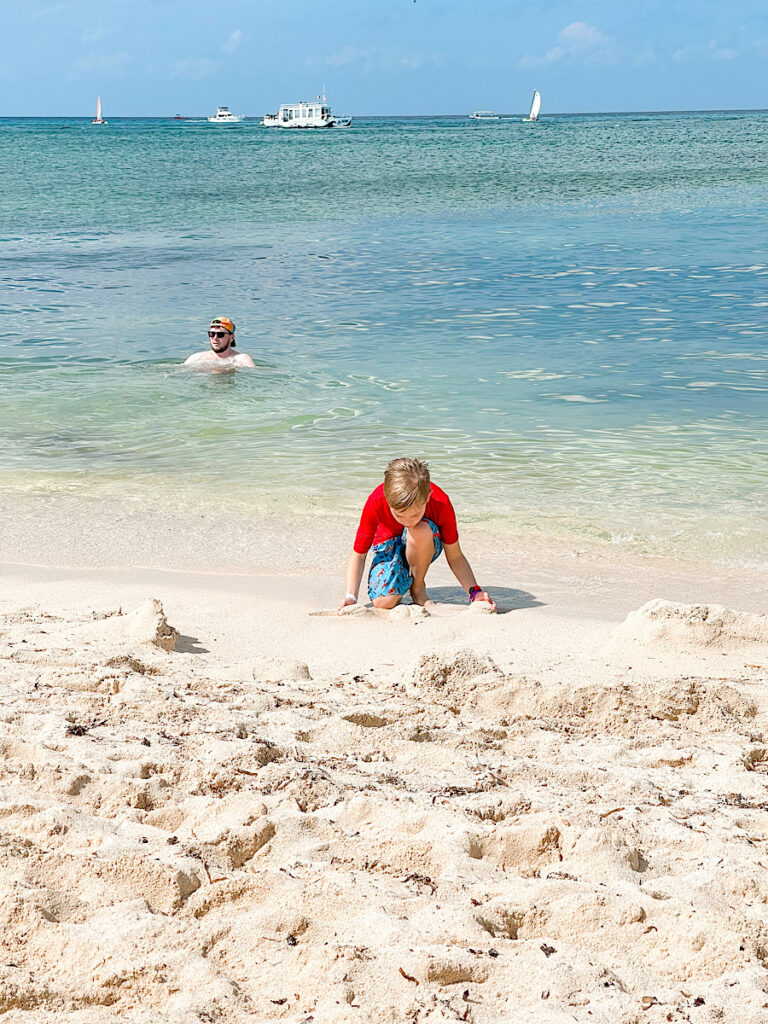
[
  {"left": 92, "top": 95, "right": 107, "bottom": 125},
  {"left": 207, "top": 106, "right": 244, "bottom": 123},
  {"left": 261, "top": 96, "right": 350, "bottom": 129},
  {"left": 522, "top": 90, "right": 541, "bottom": 122},
  {"left": 469, "top": 110, "right": 499, "bottom": 120}
]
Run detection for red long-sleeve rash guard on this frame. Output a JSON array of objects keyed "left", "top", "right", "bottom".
[{"left": 353, "top": 483, "right": 459, "bottom": 554}]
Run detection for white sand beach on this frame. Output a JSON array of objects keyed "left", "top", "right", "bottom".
[{"left": 1, "top": 510, "right": 767, "bottom": 1022}]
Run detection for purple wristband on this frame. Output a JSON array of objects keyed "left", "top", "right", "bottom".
[{"left": 468, "top": 586, "right": 483, "bottom": 603}]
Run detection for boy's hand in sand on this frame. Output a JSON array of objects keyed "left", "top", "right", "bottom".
[
  {"left": 470, "top": 589, "right": 497, "bottom": 612},
  {"left": 338, "top": 594, "right": 358, "bottom": 615}
]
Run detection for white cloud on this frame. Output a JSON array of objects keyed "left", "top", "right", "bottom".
[
  {"left": 32, "top": 3, "right": 70, "bottom": 19},
  {"left": 72, "top": 52, "right": 131, "bottom": 77},
  {"left": 708, "top": 41, "right": 736, "bottom": 60},
  {"left": 170, "top": 57, "right": 217, "bottom": 80},
  {"left": 222, "top": 29, "right": 246, "bottom": 54},
  {"left": 320, "top": 46, "right": 444, "bottom": 72},
  {"left": 80, "top": 26, "right": 119, "bottom": 46},
  {"left": 632, "top": 46, "right": 657, "bottom": 67},
  {"left": 560, "top": 22, "right": 607, "bottom": 51},
  {"left": 674, "top": 41, "right": 738, "bottom": 62},
  {"left": 519, "top": 21, "right": 616, "bottom": 68}
]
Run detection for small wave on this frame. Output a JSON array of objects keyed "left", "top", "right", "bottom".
[{"left": 549, "top": 394, "right": 607, "bottom": 403}]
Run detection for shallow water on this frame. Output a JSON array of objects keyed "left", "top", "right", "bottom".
[{"left": 1, "top": 113, "right": 767, "bottom": 566}]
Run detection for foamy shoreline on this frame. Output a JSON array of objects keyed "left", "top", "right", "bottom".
[{"left": 1, "top": 520, "right": 767, "bottom": 1021}]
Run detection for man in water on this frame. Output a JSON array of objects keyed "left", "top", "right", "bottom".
[{"left": 184, "top": 317, "right": 255, "bottom": 369}]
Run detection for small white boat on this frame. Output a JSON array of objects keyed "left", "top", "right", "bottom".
[
  {"left": 469, "top": 110, "right": 499, "bottom": 120},
  {"left": 92, "top": 95, "right": 107, "bottom": 125},
  {"left": 207, "top": 106, "right": 244, "bottom": 123},
  {"left": 522, "top": 90, "right": 541, "bottom": 122},
  {"left": 261, "top": 95, "right": 350, "bottom": 128}
]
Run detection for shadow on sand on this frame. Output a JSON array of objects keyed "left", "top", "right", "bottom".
[
  {"left": 175, "top": 634, "right": 210, "bottom": 654},
  {"left": 425, "top": 586, "right": 544, "bottom": 614}
]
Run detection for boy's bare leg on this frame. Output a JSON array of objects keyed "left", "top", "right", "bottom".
[
  {"left": 372, "top": 593, "right": 403, "bottom": 609},
  {"left": 406, "top": 521, "right": 437, "bottom": 606}
]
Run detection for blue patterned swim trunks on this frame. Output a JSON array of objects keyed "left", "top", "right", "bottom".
[{"left": 367, "top": 518, "right": 443, "bottom": 602}]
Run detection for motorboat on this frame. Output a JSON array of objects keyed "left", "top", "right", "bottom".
[
  {"left": 92, "top": 95, "right": 107, "bottom": 125},
  {"left": 522, "top": 90, "right": 541, "bottom": 122},
  {"left": 469, "top": 110, "right": 499, "bottom": 120},
  {"left": 261, "top": 95, "right": 350, "bottom": 128},
  {"left": 207, "top": 106, "right": 244, "bottom": 123}
]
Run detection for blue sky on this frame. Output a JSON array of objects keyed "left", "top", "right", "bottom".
[{"left": 4, "top": 0, "right": 768, "bottom": 116}]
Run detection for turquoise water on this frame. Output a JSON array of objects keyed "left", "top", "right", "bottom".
[{"left": 1, "top": 113, "right": 768, "bottom": 565}]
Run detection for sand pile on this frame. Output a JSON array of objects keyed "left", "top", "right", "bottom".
[
  {"left": 1, "top": 598, "right": 767, "bottom": 1022},
  {"left": 612, "top": 599, "right": 768, "bottom": 653}
]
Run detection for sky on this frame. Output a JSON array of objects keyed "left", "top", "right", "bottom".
[{"left": 3, "top": 0, "right": 768, "bottom": 116}]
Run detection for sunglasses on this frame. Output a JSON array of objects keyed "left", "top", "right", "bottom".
[{"left": 208, "top": 330, "right": 230, "bottom": 338}]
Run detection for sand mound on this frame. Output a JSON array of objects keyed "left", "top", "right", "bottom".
[
  {"left": 250, "top": 656, "right": 311, "bottom": 684},
  {"left": 409, "top": 648, "right": 503, "bottom": 690},
  {"left": 612, "top": 599, "right": 768, "bottom": 652},
  {"left": 79, "top": 598, "right": 179, "bottom": 651}
]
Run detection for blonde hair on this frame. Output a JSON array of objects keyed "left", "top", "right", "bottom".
[{"left": 384, "top": 457, "right": 431, "bottom": 511}]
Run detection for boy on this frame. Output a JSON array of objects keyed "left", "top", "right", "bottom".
[{"left": 338, "top": 457, "right": 496, "bottom": 612}]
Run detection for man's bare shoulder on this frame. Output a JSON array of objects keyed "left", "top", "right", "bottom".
[
  {"left": 184, "top": 351, "right": 213, "bottom": 366},
  {"left": 232, "top": 352, "right": 256, "bottom": 368}
]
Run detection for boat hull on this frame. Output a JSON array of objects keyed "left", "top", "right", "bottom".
[{"left": 261, "top": 118, "right": 347, "bottom": 128}]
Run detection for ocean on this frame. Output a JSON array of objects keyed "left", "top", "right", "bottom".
[{"left": 1, "top": 112, "right": 767, "bottom": 567}]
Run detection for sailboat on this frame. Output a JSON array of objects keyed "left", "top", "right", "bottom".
[
  {"left": 522, "top": 90, "right": 541, "bottom": 122},
  {"left": 92, "top": 95, "right": 107, "bottom": 125}
]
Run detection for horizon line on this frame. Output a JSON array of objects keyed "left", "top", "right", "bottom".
[{"left": 2, "top": 106, "right": 768, "bottom": 119}]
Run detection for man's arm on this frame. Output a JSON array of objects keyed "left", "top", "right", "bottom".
[
  {"left": 184, "top": 352, "right": 207, "bottom": 366},
  {"left": 234, "top": 353, "right": 256, "bottom": 368},
  {"left": 443, "top": 541, "right": 496, "bottom": 610}
]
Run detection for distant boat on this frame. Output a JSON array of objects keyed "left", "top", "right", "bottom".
[
  {"left": 469, "top": 110, "right": 500, "bottom": 120},
  {"left": 207, "top": 106, "right": 243, "bottom": 123},
  {"left": 92, "top": 95, "right": 107, "bottom": 125},
  {"left": 523, "top": 90, "right": 541, "bottom": 122},
  {"left": 173, "top": 114, "right": 187, "bottom": 120}
]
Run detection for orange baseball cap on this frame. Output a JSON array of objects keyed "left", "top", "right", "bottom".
[{"left": 209, "top": 317, "right": 235, "bottom": 333}]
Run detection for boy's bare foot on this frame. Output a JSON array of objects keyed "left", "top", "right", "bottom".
[{"left": 410, "top": 585, "right": 435, "bottom": 608}]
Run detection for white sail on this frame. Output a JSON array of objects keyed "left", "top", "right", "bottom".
[
  {"left": 92, "top": 95, "right": 107, "bottom": 124},
  {"left": 528, "top": 90, "right": 541, "bottom": 121}
]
